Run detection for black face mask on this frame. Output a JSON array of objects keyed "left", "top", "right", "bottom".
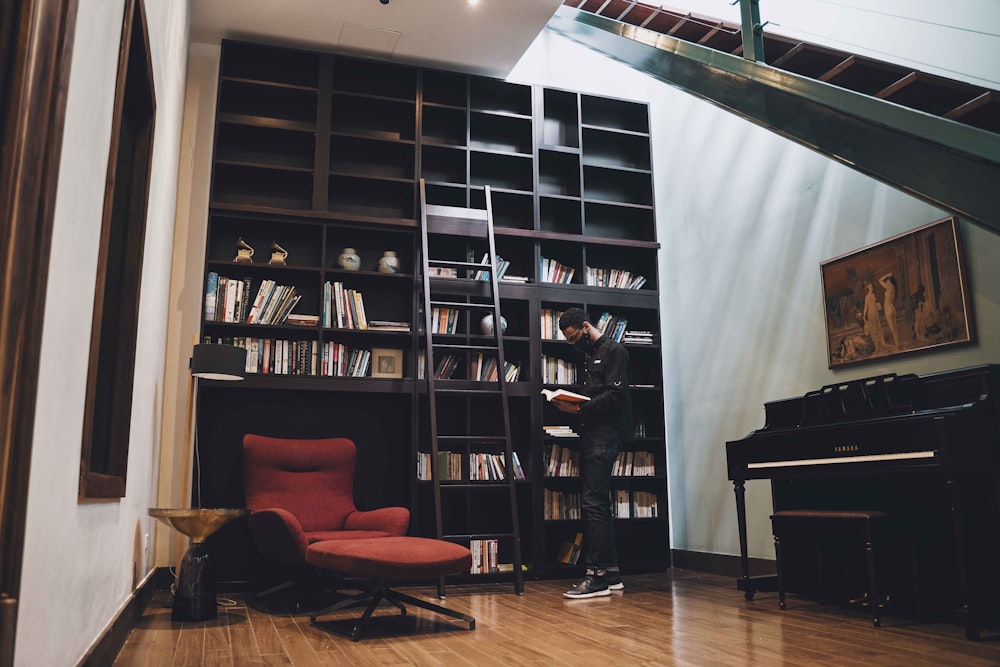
[{"left": 573, "top": 336, "right": 592, "bottom": 353}]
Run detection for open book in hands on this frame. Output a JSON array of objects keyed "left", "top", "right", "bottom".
[{"left": 540, "top": 388, "right": 590, "bottom": 403}]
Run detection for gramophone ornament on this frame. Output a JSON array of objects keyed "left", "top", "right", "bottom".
[
  {"left": 268, "top": 241, "right": 288, "bottom": 266},
  {"left": 234, "top": 237, "right": 254, "bottom": 264}
]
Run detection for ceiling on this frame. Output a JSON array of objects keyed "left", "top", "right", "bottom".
[{"left": 189, "top": 0, "right": 564, "bottom": 77}]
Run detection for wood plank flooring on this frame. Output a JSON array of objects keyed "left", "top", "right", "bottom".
[{"left": 114, "top": 570, "right": 1000, "bottom": 666}]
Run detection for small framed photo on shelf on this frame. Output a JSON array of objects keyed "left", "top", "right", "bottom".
[
  {"left": 370, "top": 348, "right": 404, "bottom": 379},
  {"left": 820, "top": 215, "right": 974, "bottom": 368}
]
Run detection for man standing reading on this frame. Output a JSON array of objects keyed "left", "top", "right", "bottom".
[{"left": 553, "top": 308, "right": 632, "bottom": 598}]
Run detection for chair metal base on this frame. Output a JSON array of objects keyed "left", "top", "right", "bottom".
[{"left": 311, "top": 580, "right": 476, "bottom": 641}]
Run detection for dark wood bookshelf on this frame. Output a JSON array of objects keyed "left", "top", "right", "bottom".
[{"left": 198, "top": 40, "right": 667, "bottom": 586}]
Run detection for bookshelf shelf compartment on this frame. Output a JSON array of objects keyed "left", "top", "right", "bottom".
[
  {"left": 582, "top": 127, "right": 651, "bottom": 171},
  {"left": 470, "top": 152, "right": 533, "bottom": 192},
  {"left": 331, "top": 95, "right": 416, "bottom": 142},
  {"left": 328, "top": 175, "right": 415, "bottom": 220},
  {"left": 469, "top": 78, "right": 532, "bottom": 116},
  {"left": 581, "top": 95, "right": 650, "bottom": 134},
  {"left": 422, "top": 105, "right": 468, "bottom": 147},
  {"left": 212, "top": 164, "right": 313, "bottom": 211},
  {"left": 219, "top": 80, "right": 317, "bottom": 126},
  {"left": 330, "top": 135, "right": 415, "bottom": 181},
  {"left": 470, "top": 112, "right": 533, "bottom": 155},
  {"left": 215, "top": 123, "right": 315, "bottom": 172},
  {"left": 332, "top": 59, "right": 417, "bottom": 101},
  {"left": 542, "top": 88, "right": 580, "bottom": 149},
  {"left": 220, "top": 42, "right": 320, "bottom": 89}
]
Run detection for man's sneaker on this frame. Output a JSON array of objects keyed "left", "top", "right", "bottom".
[
  {"left": 563, "top": 571, "right": 610, "bottom": 599},
  {"left": 605, "top": 571, "right": 624, "bottom": 591}
]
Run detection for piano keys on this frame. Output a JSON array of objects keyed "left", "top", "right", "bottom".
[{"left": 726, "top": 364, "right": 1000, "bottom": 639}]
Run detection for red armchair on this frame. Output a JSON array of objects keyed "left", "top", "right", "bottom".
[{"left": 242, "top": 434, "right": 410, "bottom": 572}]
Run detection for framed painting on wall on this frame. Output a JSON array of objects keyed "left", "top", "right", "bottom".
[{"left": 820, "top": 215, "right": 975, "bottom": 368}]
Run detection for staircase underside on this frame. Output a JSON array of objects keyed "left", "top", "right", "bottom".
[{"left": 549, "top": 6, "right": 1000, "bottom": 234}]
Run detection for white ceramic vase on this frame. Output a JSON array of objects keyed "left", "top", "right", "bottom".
[
  {"left": 378, "top": 251, "right": 400, "bottom": 273},
  {"left": 338, "top": 248, "right": 361, "bottom": 271}
]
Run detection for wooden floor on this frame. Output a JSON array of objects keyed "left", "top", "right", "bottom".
[{"left": 114, "top": 570, "right": 1000, "bottom": 666}]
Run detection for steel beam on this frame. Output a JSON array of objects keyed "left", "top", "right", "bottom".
[{"left": 548, "top": 6, "right": 1000, "bottom": 233}]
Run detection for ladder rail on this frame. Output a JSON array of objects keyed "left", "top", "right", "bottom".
[{"left": 418, "top": 179, "right": 524, "bottom": 596}]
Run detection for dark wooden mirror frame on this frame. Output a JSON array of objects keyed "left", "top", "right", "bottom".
[{"left": 79, "top": 0, "right": 156, "bottom": 500}]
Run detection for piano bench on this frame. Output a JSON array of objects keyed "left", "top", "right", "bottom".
[{"left": 770, "top": 510, "right": 918, "bottom": 628}]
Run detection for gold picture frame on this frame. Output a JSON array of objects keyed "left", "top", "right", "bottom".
[
  {"left": 820, "top": 215, "right": 975, "bottom": 368},
  {"left": 371, "top": 347, "right": 404, "bottom": 379}
]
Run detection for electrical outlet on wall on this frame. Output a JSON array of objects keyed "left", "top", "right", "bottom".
[{"left": 144, "top": 533, "right": 150, "bottom": 551}]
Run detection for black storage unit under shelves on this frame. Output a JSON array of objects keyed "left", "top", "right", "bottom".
[{"left": 198, "top": 41, "right": 667, "bottom": 586}]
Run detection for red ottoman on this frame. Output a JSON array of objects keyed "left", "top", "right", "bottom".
[{"left": 306, "top": 537, "right": 475, "bottom": 640}]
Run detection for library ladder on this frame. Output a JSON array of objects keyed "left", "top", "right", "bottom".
[{"left": 418, "top": 179, "right": 524, "bottom": 595}]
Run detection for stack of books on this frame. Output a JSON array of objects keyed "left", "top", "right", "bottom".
[
  {"left": 621, "top": 330, "right": 654, "bottom": 345},
  {"left": 367, "top": 319, "right": 411, "bottom": 332}
]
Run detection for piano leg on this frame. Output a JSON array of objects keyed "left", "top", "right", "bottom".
[{"left": 734, "top": 480, "right": 755, "bottom": 600}]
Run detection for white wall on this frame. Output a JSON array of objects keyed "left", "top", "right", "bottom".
[
  {"left": 508, "top": 29, "right": 1000, "bottom": 560},
  {"left": 15, "top": 1, "right": 189, "bottom": 664}
]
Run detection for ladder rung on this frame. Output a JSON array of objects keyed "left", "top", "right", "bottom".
[
  {"left": 431, "top": 343, "right": 499, "bottom": 351},
  {"left": 425, "top": 203, "right": 489, "bottom": 221},
  {"left": 429, "top": 300, "right": 495, "bottom": 309},
  {"left": 434, "top": 388, "right": 503, "bottom": 394},
  {"left": 428, "top": 259, "right": 493, "bottom": 270}
]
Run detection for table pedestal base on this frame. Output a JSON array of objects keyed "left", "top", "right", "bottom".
[{"left": 173, "top": 542, "right": 216, "bottom": 622}]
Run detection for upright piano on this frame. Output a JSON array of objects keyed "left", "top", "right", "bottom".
[{"left": 726, "top": 364, "right": 1000, "bottom": 639}]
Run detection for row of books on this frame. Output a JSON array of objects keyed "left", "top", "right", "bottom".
[
  {"left": 321, "top": 342, "right": 371, "bottom": 377},
  {"left": 206, "top": 337, "right": 316, "bottom": 376},
  {"left": 470, "top": 539, "right": 499, "bottom": 574},
  {"left": 545, "top": 443, "right": 579, "bottom": 478},
  {"left": 556, "top": 532, "right": 584, "bottom": 565},
  {"left": 474, "top": 253, "right": 511, "bottom": 281},
  {"left": 323, "top": 281, "right": 367, "bottom": 329},
  {"left": 416, "top": 451, "right": 526, "bottom": 481},
  {"left": 585, "top": 267, "right": 647, "bottom": 290},
  {"left": 540, "top": 257, "right": 575, "bottom": 284},
  {"left": 612, "top": 490, "right": 659, "bottom": 518},
  {"left": 433, "top": 353, "right": 461, "bottom": 379},
  {"left": 469, "top": 452, "right": 526, "bottom": 481},
  {"left": 541, "top": 356, "right": 577, "bottom": 385},
  {"left": 613, "top": 451, "right": 656, "bottom": 477},
  {"left": 540, "top": 308, "right": 566, "bottom": 341},
  {"left": 417, "top": 451, "right": 462, "bottom": 481},
  {"left": 544, "top": 489, "right": 581, "bottom": 520},
  {"left": 471, "top": 353, "right": 521, "bottom": 382},
  {"left": 593, "top": 311, "right": 628, "bottom": 343},
  {"left": 204, "top": 273, "right": 303, "bottom": 326},
  {"left": 430, "top": 307, "right": 461, "bottom": 334}
]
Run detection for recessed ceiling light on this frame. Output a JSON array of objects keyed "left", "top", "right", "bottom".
[{"left": 468, "top": 0, "right": 480, "bottom": 6}]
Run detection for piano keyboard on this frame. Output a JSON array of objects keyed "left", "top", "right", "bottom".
[{"left": 748, "top": 450, "right": 936, "bottom": 470}]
